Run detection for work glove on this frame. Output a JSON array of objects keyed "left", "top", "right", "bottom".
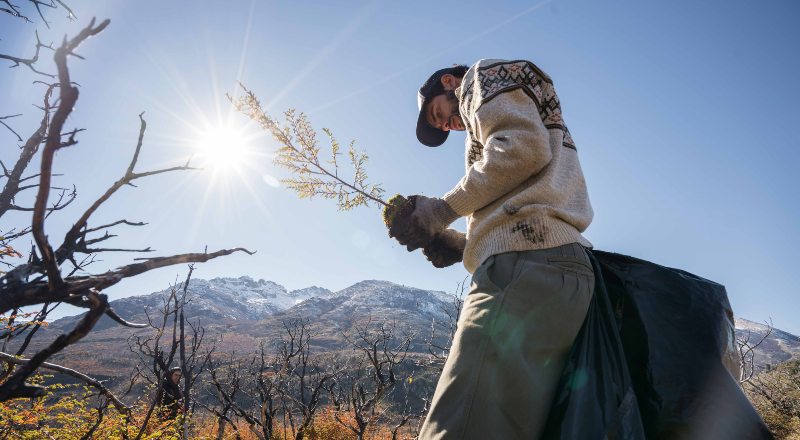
[
  {"left": 386, "top": 195, "right": 459, "bottom": 251},
  {"left": 423, "top": 229, "right": 466, "bottom": 268}
]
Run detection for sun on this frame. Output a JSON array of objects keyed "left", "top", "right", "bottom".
[{"left": 194, "top": 123, "right": 253, "bottom": 174}]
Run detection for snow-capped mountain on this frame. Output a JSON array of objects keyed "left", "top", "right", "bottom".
[
  {"left": 44, "top": 277, "right": 798, "bottom": 373},
  {"left": 54, "top": 276, "right": 332, "bottom": 332},
  {"left": 316, "top": 280, "right": 454, "bottom": 320},
  {"left": 186, "top": 276, "right": 330, "bottom": 320},
  {"left": 253, "top": 280, "right": 459, "bottom": 352},
  {"left": 34, "top": 277, "right": 462, "bottom": 378},
  {"left": 48, "top": 277, "right": 454, "bottom": 336}
]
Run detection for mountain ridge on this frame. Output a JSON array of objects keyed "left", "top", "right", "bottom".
[{"left": 43, "top": 276, "right": 799, "bottom": 373}]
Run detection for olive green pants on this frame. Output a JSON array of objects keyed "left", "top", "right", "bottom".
[{"left": 419, "top": 243, "right": 595, "bottom": 440}]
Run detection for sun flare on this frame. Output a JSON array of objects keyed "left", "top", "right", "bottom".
[{"left": 194, "top": 124, "right": 253, "bottom": 174}]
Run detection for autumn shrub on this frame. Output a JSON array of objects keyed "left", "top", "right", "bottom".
[
  {"left": 160, "top": 407, "right": 419, "bottom": 440},
  {"left": 287, "top": 410, "right": 357, "bottom": 440},
  {"left": 0, "top": 374, "right": 186, "bottom": 440},
  {"left": 0, "top": 376, "right": 101, "bottom": 439},
  {"left": 0, "top": 370, "right": 421, "bottom": 439},
  {"left": 744, "top": 361, "right": 800, "bottom": 439}
]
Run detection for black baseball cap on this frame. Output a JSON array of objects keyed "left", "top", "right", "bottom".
[{"left": 416, "top": 66, "right": 462, "bottom": 147}]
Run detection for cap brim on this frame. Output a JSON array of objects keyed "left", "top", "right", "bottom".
[{"left": 416, "top": 109, "right": 449, "bottom": 147}]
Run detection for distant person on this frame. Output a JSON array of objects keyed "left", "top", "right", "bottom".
[
  {"left": 388, "top": 59, "right": 594, "bottom": 439},
  {"left": 157, "top": 366, "right": 184, "bottom": 420}
]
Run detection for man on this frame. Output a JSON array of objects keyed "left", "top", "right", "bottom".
[
  {"left": 157, "top": 366, "right": 184, "bottom": 420},
  {"left": 388, "top": 59, "right": 595, "bottom": 439}
]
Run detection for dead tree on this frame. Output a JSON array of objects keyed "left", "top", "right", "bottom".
[
  {"left": 203, "top": 344, "right": 280, "bottom": 440},
  {"left": 176, "top": 266, "right": 213, "bottom": 438},
  {"left": 250, "top": 343, "right": 282, "bottom": 439},
  {"left": 205, "top": 319, "right": 341, "bottom": 440},
  {"left": 0, "top": 17, "right": 251, "bottom": 405},
  {"left": 425, "top": 279, "right": 467, "bottom": 372},
  {"left": 330, "top": 318, "right": 413, "bottom": 440},
  {"left": 276, "top": 318, "right": 340, "bottom": 440},
  {"left": 389, "top": 377, "right": 417, "bottom": 440},
  {"left": 404, "top": 280, "right": 468, "bottom": 437},
  {"left": 202, "top": 352, "right": 247, "bottom": 440},
  {"left": 737, "top": 320, "right": 774, "bottom": 384},
  {"left": 127, "top": 267, "right": 214, "bottom": 439}
]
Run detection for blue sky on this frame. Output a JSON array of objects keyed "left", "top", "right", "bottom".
[{"left": 2, "top": 0, "right": 798, "bottom": 334}]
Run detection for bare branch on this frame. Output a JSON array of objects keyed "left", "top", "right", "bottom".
[
  {"left": 738, "top": 319, "right": 774, "bottom": 384},
  {"left": 0, "top": 351, "right": 129, "bottom": 413},
  {"left": 0, "top": 0, "right": 30, "bottom": 21},
  {"left": 126, "top": 112, "right": 146, "bottom": 176},
  {"left": 53, "top": 0, "right": 76, "bottom": 21},
  {"left": 1, "top": 247, "right": 254, "bottom": 313},
  {"left": 81, "top": 245, "right": 153, "bottom": 254},
  {"left": 84, "top": 219, "right": 147, "bottom": 234},
  {"left": 11, "top": 303, "right": 53, "bottom": 356},
  {"left": 0, "top": 30, "right": 55, "bottom": 76},
  {"left": 28, "top": 0, "right": 57, "bottom": 28},
  {"left": 104, "top": 307, "right": 147, "bottom": 328},
  {"left": 55, "top": 112, "right": 195, "bottom": 264},
  {"left": 0, "top": 114, "right": 23, "bottom": 142},
  {"left": 0, "top": 289, "right": 106, "bottom": 401},
  {"left": 5, "top": 185, "right": 76, "bottom": 214},
  {"left": 33, "top": 18, "right": 110, "bottom": 293},
  {"left": 0, "top": 84, "right": 56, "bottom": 218}
]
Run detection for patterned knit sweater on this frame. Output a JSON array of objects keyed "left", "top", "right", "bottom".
[{"left": 442, "top": 59, "right": 593, "bottom": 273}]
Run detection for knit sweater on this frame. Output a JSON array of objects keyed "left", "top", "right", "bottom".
[{"left": 442, "top": 59, "right": 593, "bottom": 273}]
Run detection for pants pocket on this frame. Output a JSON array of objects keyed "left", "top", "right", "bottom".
[{"left": 546, "top": 256, "right": 594, "bottom": 277}]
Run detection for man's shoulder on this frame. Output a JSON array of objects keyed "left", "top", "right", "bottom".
[
  {"left": 460, "top": 59, "right": 553, "bottom": 117},
  {"left": 467, "top": 59, "right": 552, "bottom": 83}
]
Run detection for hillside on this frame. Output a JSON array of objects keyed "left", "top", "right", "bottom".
[
  {"left": 735, "top": 317, "right": 800, "bottom": 369},
  {"left": 37, "top": 276, "right": 799, "bottom": 380},
  {"left": 36, "top": 277, "right": 457, "bottom": 378}
]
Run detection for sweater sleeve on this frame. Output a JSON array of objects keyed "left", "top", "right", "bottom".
[{"left": 442, "top": 87, "right": 552, "bottom": 217}]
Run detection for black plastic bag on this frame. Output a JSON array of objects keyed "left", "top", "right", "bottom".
[
  {"left": 542, "top": 251, "right": 772, "bottom": 439},
  {"left": 541, "top": 252, "right": 646, "bottom": 440},
  {"left": 595, "top": 251, "right": 771, "bottom": 439}
]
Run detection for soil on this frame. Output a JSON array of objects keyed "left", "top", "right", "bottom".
[{"left": 382, "top": 194, "right": 415, "bottom": 228}]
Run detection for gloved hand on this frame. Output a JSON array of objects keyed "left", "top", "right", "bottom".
[
  {"left": 387, "top": 195, "right": 459, "bottom": 251},
  {"left": 423, "top": 229, "right": 466, "bottom": 268}
]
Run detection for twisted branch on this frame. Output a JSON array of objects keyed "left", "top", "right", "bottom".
[
  {"left": 33, "top": 18, "right": 109, "bottom": 293},
  {"left": 0, "top": 351, "right": 129, "bottom": 414},
  {"left": 0, "top": 289, "right": 106, "bottom": 401},
  {"left": 54, "top": 112, "right": 196, "bottom": 264},
  {"left": 0, "top": 30, "right": 54, "bottom": 76},
  {"left": 0, "top": 84, "right": 56, "bottom": 218},
  {"left": 1, "top": 247, "right": 254, "bottom": 313}
]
